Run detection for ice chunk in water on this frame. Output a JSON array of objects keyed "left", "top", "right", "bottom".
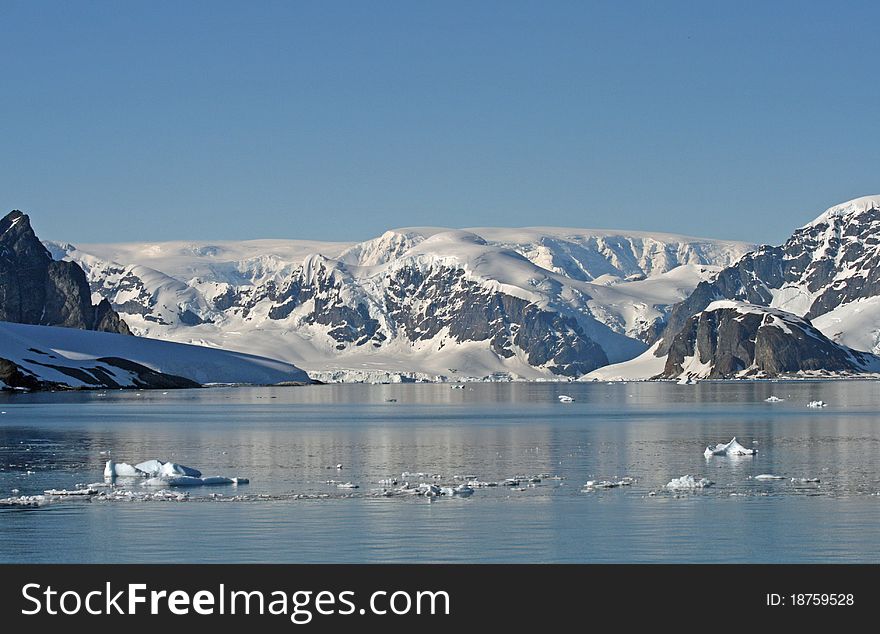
[
  {"left": 807, "top": 400, "right": 827, "bottom": 408},
  {"left": 765, "top": 396, "right": 784, "bottom": 402},
  {"left": 557, "top": 395, "right": 574, "bottom": 403},
  {"left": 754, "top": 474, "right": 785, "bottom": 480},
  {"left": 200, "top": 476, "right": 235, "bottom": 485},
  {"left": 703, "top": 437, "right": 757, "bottom": 458},
  {"left": 665, "top": 475, "right": 714, "bottom": 489},
  {"left": 103, "top": 460, "right": 142, "bottom": 478}
]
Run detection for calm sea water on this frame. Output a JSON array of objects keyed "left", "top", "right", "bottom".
[{"left": 2, "top": 381, "right": 880, "bottom": 563}]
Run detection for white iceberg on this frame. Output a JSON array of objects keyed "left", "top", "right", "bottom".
[
  {"left": 558, "top": 395, "right": 575, "bottom": 403},
  {"left": 791, "top": 477, "right": 820, "bottom": 483},
  {"left": 134, "top": 459, "right": 165, "bottom": 476},
  {"left": 754, "top": 474, "right": 785, "bottom": 480},
  {"left": 665, "top": 475, "right": 714, "bottom": 490},
  {"left": 703, "top": 437, "right": 757, "bottom": 458},
  {"left": 103, "top": 460, "right": 142, "bottom": 478},
  {"left": 159, "top": 462, "right": 202, "bottom": 478},
  {"left": 807, "top": 400, "right": 827, "bottom": 408},
  {"left": 765, "top": 396, "right": 784, "bottom": 402}
]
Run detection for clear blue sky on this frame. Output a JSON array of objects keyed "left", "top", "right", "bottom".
[{"left": 1, "top": 0, "right": 878, "bottom": 244}]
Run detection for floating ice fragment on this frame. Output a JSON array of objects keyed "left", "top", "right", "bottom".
[
  {"left": 665, "top": 475, "right": 714, "bottom": 489},
  {"left": 807, "top": 400, "right": 827, "bottom": 408},
  {"left": 467, "top": 480, "right": 496, "bottom": 488},
  {"left": 791, "top": 477, "right": 820, "bottom": 483},
  {"left": 200, "top": 476, "right": 235, "bottom": 485},
  {"left": 753, "top": 474, "right": 785, "bottom": 480},
  {"left": 704, "top": 437, "right": 757, "bottom": 458},
  {"left": 557, "top": 395, "right": 575, "bottom": 403},
  {"left": 44, "top": 488, "right": 98, "bottom": 496},
  {"left": 0, "top": 495, "right": 48, "bottom": 507},
  {"left": 418, "top": 483, "right": 441, "bottom": 497},
  {"left": 765, "top": 396, "right": 784, "bottom": 402},
  {"left": 336, "top": 482, "right": 359, "bottom": 489}
]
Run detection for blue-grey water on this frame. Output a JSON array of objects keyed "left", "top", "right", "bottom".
[{"left": 2, "top": 381, "right": 880, "bottom": 563}]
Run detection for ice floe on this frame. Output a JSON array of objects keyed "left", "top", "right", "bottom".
[
  {"left": 43, "top": 488, "right": 98, "bottom": 496},
  {"left": 665, "top": 475, "right": 714, "bottom": 489},
  {"left": 807, "top": 400, "right": 828, "bottom": 408},
  {"left": 582, "top": 477, "right": 634, "bottom": 490},
  {"left": 557, "top": 395, "right": 575, "bottom": 403},
  {"left": 753, "top": 474, "right": 785, "bottom": 480},
  {"left": 704, "top": 437, "right": 757, "bottom": 458},
  {"left": 791, "top": 477, "right": 820, "bottom": 483},
  {"left": 144, "top": 475, "right": 247, "bottom": 487},
  {"left": 765, "top": 396, "right": 785, "bottom": 402}
]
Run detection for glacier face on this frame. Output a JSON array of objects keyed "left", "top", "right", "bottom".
[{"left": 47, "top": 227, "right": 755, "bottom": 380}]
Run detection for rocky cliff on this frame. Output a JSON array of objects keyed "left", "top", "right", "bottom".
[
  {"left": 0, "top": 210, "right": 130, "bottom": 334},
  {"left": 661, "top": 301, "right": 877, "bottom": 379}
]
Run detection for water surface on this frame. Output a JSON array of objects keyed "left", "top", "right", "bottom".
[{"left": 2, "top": 381, "right": 879, "bottom": 562}]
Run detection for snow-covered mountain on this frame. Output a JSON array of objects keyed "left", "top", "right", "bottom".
[
  {"left": 656, "top": 195, "right": 880, "bottom": 355},
  {"left": 0, "top": 321, "right": 310, "bottom": 390},
  {"left": 590, "top": 195, "right": 880, "bottom": 380},
  {"left": 48, "top": 227, "right": 754, "bottom": 380}
]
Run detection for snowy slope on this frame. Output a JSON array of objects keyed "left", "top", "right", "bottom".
[
  {"left": 0, "top": 321, "right": 310, "bottom": 388},
  {"left": 46, "top": 227, "right": 754, "bottom": 381}
]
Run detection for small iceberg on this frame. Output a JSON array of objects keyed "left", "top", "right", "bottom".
[
  {"left": 753, "top": 474, "right": 785, "bottom": 480},
  {"left": 765, "top": 396, "right": 784, "bottom": 402},
  {"left": 807, "top": 400, "right": 827, "bottom": 408},
  {"left": 336, "top": 482, "right": 359, "bottom": 489},
  {"left": 665, "top": 475, "right": 714, "bottom": 490},
  {"left": 103, "top": 460, "right": 141, "bottom": 478},
  {"left": 104, "top": 459, "right": 202, "bottom": 479},
  {"left": 677, "top": 376, "right": 698, "bottom": 385},
  {"left": 791, "top": 477, "right": 820, "bottom": 483},
  {"left": 704, "top": 437, "right": 757, "bottom": 458},
  {"left": 558, "top": 395, "right": 575, "bottom": 403}
]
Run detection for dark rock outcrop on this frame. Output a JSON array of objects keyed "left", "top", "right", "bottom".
[
  {"left": 662, "top": 302, "right": 876, "bottom": 379},
  {"left": 0, "top": 210, "right": 130, "bottom": 334},
  {"left": 0, "top": 354, "right": 199, "bottom": 391}
]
